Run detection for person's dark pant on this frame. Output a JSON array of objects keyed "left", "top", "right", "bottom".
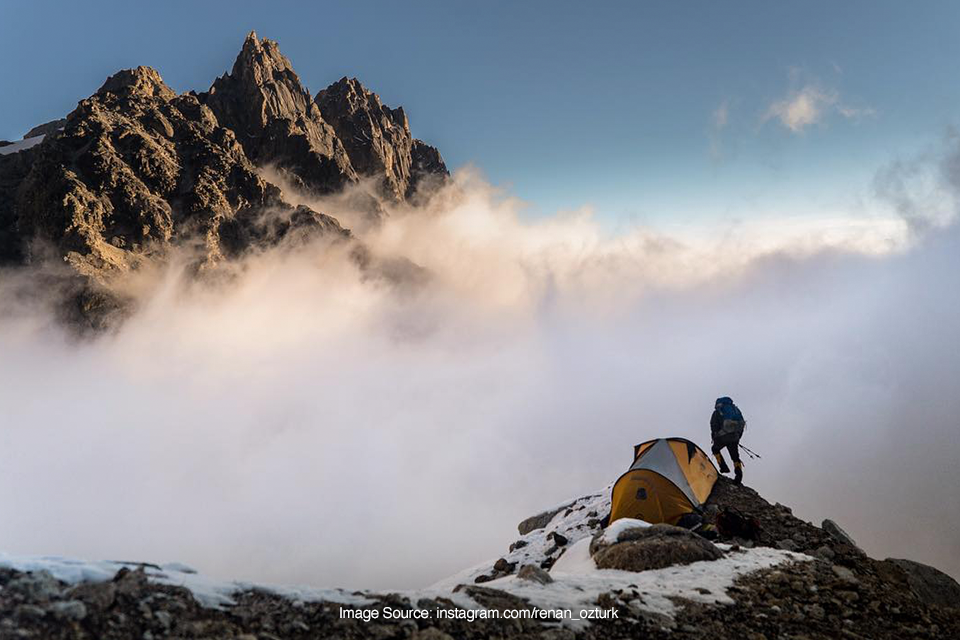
[{"left": 711, "top": 432, "right": 742, "bottom": 466}]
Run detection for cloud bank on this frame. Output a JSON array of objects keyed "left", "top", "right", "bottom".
[{"left": 0, "top": 162, "right": 958, "bottom": 590}]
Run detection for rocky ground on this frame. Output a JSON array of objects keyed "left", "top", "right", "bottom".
[{"left": 3, "top": 477, "right": 957, "bottom": 639}]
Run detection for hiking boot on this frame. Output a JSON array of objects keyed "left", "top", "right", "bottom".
[
  {"left": 714, "top": 453, "right": 730, "bottom": 474},
  {"left": 734, "top": 462, "right": 743, "bottom": 485}
]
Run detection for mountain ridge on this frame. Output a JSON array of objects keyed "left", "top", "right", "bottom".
[{"left": 0, "top": 31, "right": 447, "bottom": 331}]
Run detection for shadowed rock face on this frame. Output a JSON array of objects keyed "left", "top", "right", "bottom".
[{"left": 0, "top": 31, "right": 447, "bottom": 331}]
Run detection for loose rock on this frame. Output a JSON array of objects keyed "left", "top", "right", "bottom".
[{"left": 516, "top": 564, "right": 553, "bottom": 585}]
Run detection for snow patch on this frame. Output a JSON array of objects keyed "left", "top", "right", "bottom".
[
  {"left": 549, "top": 537, "right": 595, "bottom": 573},
  {"left": 598, "top": 517, "right": 651, "bottom": 546},
  {"left": 0, "top": 135, "right": 44, "bottom": 155}
]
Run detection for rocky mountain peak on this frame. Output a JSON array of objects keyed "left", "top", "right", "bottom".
[
  {"left": 208, "top": 32, "right": 315, "bottom": 136},
  {"left": 318, "top": 77, "right": 410, "bottom": 134},
  {"left": 235, "top": 31, "right": 294, "bottom": 79},
  {"left": 202, "top": 34, "right": 447, "bottom": 202},
  {"left": 204, "top": 35, "right": 358, "bottom": 195},
  {"left": 96, "top": 66, "right": 175, "bottom": 101},
  {"left": 315, "top": 76, "right": 445, "bottom": 201},
  {"left": 0, "top": 32, "right": 449, "bottom": 331}
]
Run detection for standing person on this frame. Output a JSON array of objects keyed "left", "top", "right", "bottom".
[{"left": 710, "top": 396, "right": 746, "bottom": 484}]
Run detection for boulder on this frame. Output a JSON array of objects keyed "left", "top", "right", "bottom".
[
  {"left": 508, "top": 539, "right": 528, "bottom": 552},
  {"left": 548, "top": 532, "right": 568, "bottom": 546},
  {"left": 822, "top": 519, "right": 860, "bottom": 549},
  {"left": 492, "top": 558, "right": 516, "bottom": 573},
  {"left": 591, "top": 523, "right": 723, "bottom": 572},
  {"left": 885, "top": 558, "right": 960, "bottom": 609},
  {"left": 588, "top": 519, "right": 651, "bottom": 556},
  {"left": 517, "top": 502, "right": 573, "bottom": 535}
]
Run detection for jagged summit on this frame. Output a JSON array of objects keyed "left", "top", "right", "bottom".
[
  {"left": 316, "top": 77, "right": 424, "bottom": 201},
  {"left": 215, "top": 31, "right": 317, "bottom": 131},
  {"left": 0, "top": 32, "right": 449, "bottom": 331},
  {"left": 234, "top": 31, "right": 297, "bottom": 80},
  {"left": 204, "top": 34, "right": 447, "bottom": 200},
  {"left": 204, "top": 33, "right": 357, "bottom": 194}
]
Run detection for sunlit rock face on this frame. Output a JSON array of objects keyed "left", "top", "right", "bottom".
[
  {"left": 204, "top": 32, "right": 358, "bottom": 195},
  {"left": 316, "top": 76, "right": 447, "bottom": 202}
]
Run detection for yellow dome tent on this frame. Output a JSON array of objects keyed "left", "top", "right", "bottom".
[{"left": 609, "top": 437, "right": 719, "bottom": 525}]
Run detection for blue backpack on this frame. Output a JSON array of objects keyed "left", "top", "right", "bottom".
[{"left": 716, "top": 397, "right": 745, "bottom": 435}]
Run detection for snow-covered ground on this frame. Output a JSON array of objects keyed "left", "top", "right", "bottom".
[
  {"left": 470, "top": 538, "right": 806, "bottom": 625},
  {"left": 432, "top": 487, "right": 614, "bottom": 589},
  {"left": 0, "top": 485, "right": 812, "bottom": 628},
  {"left": 0, "top": 542, "right": 808, "bottom": 629},
  {"left": 0, "top": 135, "right": 45, "bottom": 155},
  {"left": 422, "top": 487, "right": 810, "bottom": 627},
  {"left": 0, "top": 553, "right": 372, "bottom": 609}
]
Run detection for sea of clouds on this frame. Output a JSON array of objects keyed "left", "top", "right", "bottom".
[{"left": 0, "top": 150, "right": 958, "bottom": 589}]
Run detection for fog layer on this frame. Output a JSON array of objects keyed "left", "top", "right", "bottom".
[{"left": 0, "top": 168, "right": 957, "bottom": 588}]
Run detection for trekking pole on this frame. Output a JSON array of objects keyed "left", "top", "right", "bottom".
[{"left": 739, "top": 444, "right": 762, "bottom": 459}]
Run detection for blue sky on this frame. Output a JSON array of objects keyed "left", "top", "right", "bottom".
[{"left": 2, "top": 1, "right": 959, "bottom": 226}]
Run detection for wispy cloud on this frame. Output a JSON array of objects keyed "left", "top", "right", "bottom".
[
  {"left": 763, "top": 80, "right": 874, "bottom": 133},
  {"left": 709, "top": 100, "right": 730, "bottom": 159},
  {"left": 837, "top": 104, "right": 877, "bottom": 120},
  {"left": 873, "top": 129, "right": 960, "bottom": 236},
  {"left": 713, "top": 101, "right": 730, "bottom": 130},
  {"left": 764, "top": 85, "right": 838, "bottom": 132}
]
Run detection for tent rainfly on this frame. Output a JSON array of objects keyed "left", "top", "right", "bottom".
[{"left": 609, "top": 437, "right": 718, "bottom": 525}]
